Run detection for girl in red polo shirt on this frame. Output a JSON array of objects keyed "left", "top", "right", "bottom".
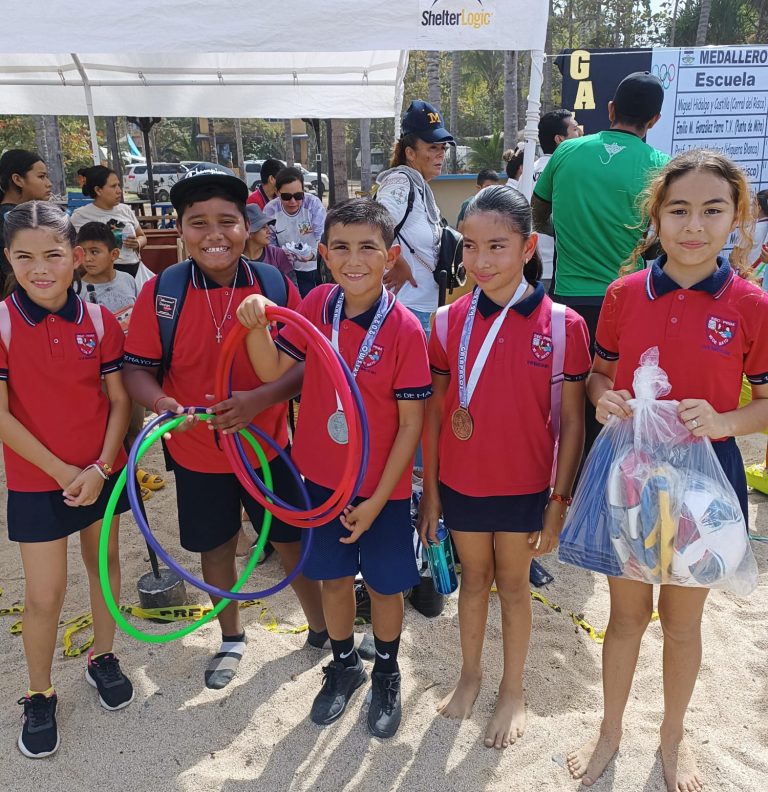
[
  {"left": 418, "top": 185, "right": 591, "bottom": 750},
  {"left": 566, "top": 151, "right": 768, "bottom": 792},
  {"left": 0, "top": 202, "right": 134, "bottom": 760}
]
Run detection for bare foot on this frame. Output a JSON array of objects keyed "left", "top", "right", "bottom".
[
  {"left": 660, "top": 730, "right": 703, "bottom": 792},
  {"left": 566, "top": 728, "right": 622, "bottom": 786},
  {"left": 483, "top": 689, "right": 526, "bottom": 749},
  {"left": 437, "top": 672, "right": 481, "bottom": 719}
]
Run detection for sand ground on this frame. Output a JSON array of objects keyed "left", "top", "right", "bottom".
[{"left": 0, "top": 437, "right": 766, "bottom": 792}]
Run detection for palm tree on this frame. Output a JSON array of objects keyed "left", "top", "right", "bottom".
[
  {"left": 283, "top": 120, "right": 294, "bottom": 166},
  {"left": 449, "top": 52, "right": 460, "bottom": 173},
  {"left": 696, "top": 0, "right": 712, "bottom": 44},
  {"left": 503, "top": 52, "right": 518, "bottom": 154},
  {"left": 426, "top": 51, "right": 442, "bottom": 111},
  {"left": 330, "top": 119, "right": 348, "bottom": 203},
  {"left": 468, "top": 132, "right": 504, "bottom": 172}
]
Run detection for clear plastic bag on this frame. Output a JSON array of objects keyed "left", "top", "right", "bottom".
[{"left": 559, "top": 347, "right": 758, "bottom": 596}]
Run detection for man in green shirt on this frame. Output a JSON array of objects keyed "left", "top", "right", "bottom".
[{"left": 532, "top": 71, "right": 669, "bottom": 452}]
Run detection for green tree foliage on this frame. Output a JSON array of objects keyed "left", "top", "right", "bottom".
[
  {"left": 467, "top": 132, "right": 504, "bottom": 171},
  {"left": 672, "top": 0, "right": 759, "bottom": 45}
]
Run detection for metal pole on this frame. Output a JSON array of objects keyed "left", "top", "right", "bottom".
[
  {"left": 519, "top": 49, "right": 544, "bottom": 200},
  {"left": 71, "top": 54, "right": 101, "bottom": 164}
]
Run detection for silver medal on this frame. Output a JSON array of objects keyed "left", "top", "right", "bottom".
[{"left": 327, "top": 410, "right": 349, "bottom": 445}]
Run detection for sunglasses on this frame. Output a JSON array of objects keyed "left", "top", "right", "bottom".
[{"left": 280, "top": 191, "right": 305, "bottom": 202}]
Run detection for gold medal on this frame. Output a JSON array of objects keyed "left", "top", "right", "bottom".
[{"left": 451, "top": 407, "right": 474, "bottom": 441}]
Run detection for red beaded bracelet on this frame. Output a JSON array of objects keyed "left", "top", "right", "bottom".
[{"left": 550, "top": 491, "right": 573, "bottom": 506}]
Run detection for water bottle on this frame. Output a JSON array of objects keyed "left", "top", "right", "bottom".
[
  {"left": 425, "top": 522, "right": 458, "bottom": 595},
  {"left": 121, "top": 222, "right": 135, "bottom": 259}
]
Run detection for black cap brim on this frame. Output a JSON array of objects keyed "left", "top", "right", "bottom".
[{"left": 170, "top": 172, "right": 249, "bottom": 212}]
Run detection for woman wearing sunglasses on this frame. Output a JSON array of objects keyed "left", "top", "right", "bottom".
[{"left": 264, "top": 166, "right": 327, "bottom": 297}]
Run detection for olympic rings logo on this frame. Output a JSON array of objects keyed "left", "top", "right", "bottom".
[{"left": 653, "top": 63, "right": 676, "bottom": 90}]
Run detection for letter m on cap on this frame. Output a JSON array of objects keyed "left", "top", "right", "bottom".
[{"left": 427, "top": 112, "right": 440, "bottom": 124}]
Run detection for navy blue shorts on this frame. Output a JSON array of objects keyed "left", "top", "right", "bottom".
[
  {"left": 173, "top": 450, "right": 303, "bottom": 553},
  {"left": 712, "top": 437, "right": 748, "bottom": 526},
  {"left": 7, "top": 472, "right": 131, "bottom": 543},
  {"left": 301, "top": 479, "right": 420, "bottom": 595},
  {"left": 439, "top": 482, "right": 550, "bottom": 533}
]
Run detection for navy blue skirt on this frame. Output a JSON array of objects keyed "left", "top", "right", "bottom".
[
  {"left": 439, "top": 482, "right": 550, "bottom": 533},
  {"left": 7, "top": 472, "right": 131, "bottom": 543}
]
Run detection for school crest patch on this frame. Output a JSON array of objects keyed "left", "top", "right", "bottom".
[
  {"left": 706, "top": 315, "right": 736, "bottom": 347},
  {"left": 531, "top": 333, "right": 553, "bottom": 361},
  {"left": 76, "top": 332, "right": 97, "bottom": 357},
  {"left": 362, "top": 344, "right": 384, "bottom": 369},
  {"left": 156, "top": 294, "right": 178, "bottom": 320}
]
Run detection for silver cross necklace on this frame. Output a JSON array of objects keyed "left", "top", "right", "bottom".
[{"left": 202, "top": 263, "right": 239, "bottom": 343}]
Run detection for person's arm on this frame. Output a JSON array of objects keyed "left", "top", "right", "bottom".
[
  {"left": 587, "top": 356, "right": 634, "bottom": 420},
  {"left": 206, "top": 364, "right": 304, "bottom": 435},
  {"left": 678, "top": 383, "right": 768, "bottom": 439},
  {"left": 308, "top": 195, "right": 326, "bottom": 243},
  {"left": 417, "top": 370, "right": 448, "bottom": 546},
  {"left": 62, "top": 369, "right": 131, "bottom": 506},
  {"left": 533, "top": 379, "right": 585, "bottom": 556},
  {"left": 121, "top": 213, "right": 146, "bottom": 253},
  {"left": 236, "top": 294, "right": 298, "bottom": 382},
  {"left": 0, "top": 380, "right": 81, "bottom": 491},
  {"left": 376, "top": 172, "right": 418, "bottom": 293},
  {"left": 122, "top": 364, "right": 199, "bottom": 430},
  {"left": 339, "top": 398, "right": 424, "bottom": 543},
  {"left": 531, "top": 194, "right": 554, "bottom": 237}
]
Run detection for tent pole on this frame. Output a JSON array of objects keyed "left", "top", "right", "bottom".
[
  {"left": 71, "top": 54, "right": 101, "bottom": 164},
  {"left": 393, "top": 50, "right": 409, "bottom": 138},
  {"left": 519, "top": 49, "right": 544, "bottom": 200}
]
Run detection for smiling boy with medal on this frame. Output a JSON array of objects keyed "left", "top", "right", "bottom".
[
  {"left": 236, "top": 199, "right": 431, "bottom": 738},
  {"left": 418, "top": 186, "right": 591, "bottom": 750}
]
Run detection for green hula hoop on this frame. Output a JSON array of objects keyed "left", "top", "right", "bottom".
[{"left": 98, "top": 414, "right": 273, "bottom": 643}]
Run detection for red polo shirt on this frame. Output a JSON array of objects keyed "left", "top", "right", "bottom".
[
  {"left": 276, "top": 284, "right": 432, "bottom": 500},
  {"left": 124, "top": 260, "right": 300, "bottom": 473},
  {"left": 0, "top": 288, "right": 127, "bottom": 492},
  {"left": 595, "top": 257, "right": 768, "bottom": 417},
  {"left": 429, "top": 284, "right": 591, "bottom": 497}
]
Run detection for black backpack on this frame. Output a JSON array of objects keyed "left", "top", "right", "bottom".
[{"left": 153, "top": 257, "right": 288, "bottom": 379}]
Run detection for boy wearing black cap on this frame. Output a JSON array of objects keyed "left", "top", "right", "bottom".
[
  {"left": 532, "top": 71, "right": 669, "bottom": 455},
  {"left": 123, "top": 166, "right": 327, "bottom": 689}
]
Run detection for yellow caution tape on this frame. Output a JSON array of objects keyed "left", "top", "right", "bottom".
[
  {"left": 1, "top": 589, "right": 308, "bottom": 658},
  {"left": 486, "top": 585, "right": 659, "bottom": 645}
]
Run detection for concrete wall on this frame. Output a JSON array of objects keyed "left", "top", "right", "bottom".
[{"left": 431, "top": 173, "right": 477, "bottom": 228}]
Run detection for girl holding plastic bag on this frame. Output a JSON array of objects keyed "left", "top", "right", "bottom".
[
  {"left": 418, "top": 186, "right": 591, "bottom": 749},
  {"left": 565, "top": 150, "right": 768, "bottom": 792}
]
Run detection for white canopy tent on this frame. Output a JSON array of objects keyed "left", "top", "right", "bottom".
[{"left": 0, "top": 0, "right": 548, "bottom": 195}]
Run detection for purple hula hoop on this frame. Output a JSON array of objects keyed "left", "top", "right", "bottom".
[
  {"left": 230, "top": 346, "right": 370, "bottom": 514},
  {"left": 126, "top": 408, "right": 313, "bottom": 601}
]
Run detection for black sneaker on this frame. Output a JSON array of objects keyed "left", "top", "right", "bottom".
[
  {"left": 367, "top": 671, "right": 402, "bottom": 738},
  {"left": 304, "top": 629, "right": 376, "bottom": 662},
  {"left": 310, "top": 657, "right": 367, "bottom": 726},
  {"left": 17, "top": 693, "right": 60, "bottom": 758},
  {"left": 85, "top": 653, "right": 135, "bottom": 711}
]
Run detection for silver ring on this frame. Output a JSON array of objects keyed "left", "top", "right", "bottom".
[{"left": 691, "top": 419, "right": 698, "bottom": 429}]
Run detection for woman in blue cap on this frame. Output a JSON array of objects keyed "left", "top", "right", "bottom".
[{"left": 376, "top": 100, "right": 454, "bottom": 336}]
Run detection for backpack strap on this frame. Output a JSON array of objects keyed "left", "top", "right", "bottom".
[
  {"left": 247, "top": 259, "right": 288, "bottom": 307},
  {"left": 84, "top": 301, "right": 104, "bottom": 342},
  {"left": 154, "top": 259, "right": 193, "bottom": 377},
  {"left": 0, "top": 299, "right": 104, "bottom": 350},
  {"left": 376, "top": 168, "right": 416, "bottom": 239},
  {"left": 549, "top": 301, "right": 567, "bottom": 488},
  {"left": 549, "top": 301, "right": 567, "bottom": 443},
  {"left": 434, "top": 304, "right": 450, "bottom": 351},
  {"left": 0, "top": 301, "right": 10, "bottom": 350}
]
